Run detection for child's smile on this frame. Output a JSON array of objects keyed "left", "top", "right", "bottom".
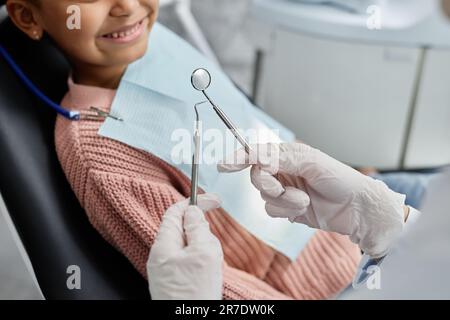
[{"left": 98, "top": 16, "right": 148, "bottom": 44}]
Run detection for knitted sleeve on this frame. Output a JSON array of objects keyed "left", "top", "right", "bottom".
[{"left": 83, "top": 169, "right": 291, "bottom": 300}]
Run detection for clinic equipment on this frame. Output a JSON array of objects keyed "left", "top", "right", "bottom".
[
  {"left": 190, "top": 101, "right": 207, "bottom": 205},
  {"left": 0, "top": 44, "right": 120, "bottom": 121},
  {"left": 191, "top": 68, "right": 253, "bottom": 155},
  {"left": 88, "top": 107, "right": 123, "bottom": 122},
  {"left": 191, "top": 68, "right": 286, "bottom": 197},
  {"left": 99, "top": 23, "right": 315, "bottom": 260}
]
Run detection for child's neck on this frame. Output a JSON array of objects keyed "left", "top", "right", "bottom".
[{"left": 71, "top": 63, "right": 127, "bottom": 90}]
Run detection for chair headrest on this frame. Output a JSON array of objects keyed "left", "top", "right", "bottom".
[{"left": 0, "top": 17, "right": 70, "bottom": 103}]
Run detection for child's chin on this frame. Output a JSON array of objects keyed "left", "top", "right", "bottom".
[
  {"left": 130, "top": 46, "right": 148, "bottom": 62},
  {"left": 114, "top": 45, "right": 148, "bottom": 65}
]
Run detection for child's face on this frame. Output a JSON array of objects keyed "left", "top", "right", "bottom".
[
  {"left": 7, "top": 0, "right": 159, "bottom": 87},
  {"left": 38, "top": 0, "right": 159, "bottom": 68}
]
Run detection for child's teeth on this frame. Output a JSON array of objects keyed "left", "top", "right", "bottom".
[{"left": 105, "top": 21, "right": 141, "bottom": 39}]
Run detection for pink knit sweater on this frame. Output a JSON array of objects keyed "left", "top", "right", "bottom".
[{"left": 54, "top": 77, "right": 361, "bottom": 300}]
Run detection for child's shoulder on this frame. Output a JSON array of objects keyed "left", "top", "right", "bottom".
[
  {"left": 54, "top": 113, "right": 110, "bottom": 170},
  {"left": 54, "top": 113, "right": 169, "bottom": 181},
  {"left": 54, "top": 85, "right": 115, "bottom": 169}
]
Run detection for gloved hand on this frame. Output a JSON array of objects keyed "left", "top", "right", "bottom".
[
  {"left": 147, "top": 193, "right": 223, "bottom": 300},
  {"left": 218, "top": 143, "right": 407, "bottom": 259}
]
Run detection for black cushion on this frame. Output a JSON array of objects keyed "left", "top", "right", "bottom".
[{"left": 0, "top": 17, "right": 149, "bottom": 299}]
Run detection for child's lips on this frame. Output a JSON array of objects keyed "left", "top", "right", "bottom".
[{"left": 99, "top": 17, "right": 148, "bottom": 44}]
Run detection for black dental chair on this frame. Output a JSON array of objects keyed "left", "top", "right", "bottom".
[{"left": 0, "top": 14, "right": 150, "bottom": 299}]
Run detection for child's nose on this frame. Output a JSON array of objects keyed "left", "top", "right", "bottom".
[{"left": 110, "top": 0, "right": 140, "bottom": 17}]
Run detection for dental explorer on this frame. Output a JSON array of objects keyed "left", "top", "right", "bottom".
[{"left": 190, "top": 101, "right": 208, "bottom": 205}]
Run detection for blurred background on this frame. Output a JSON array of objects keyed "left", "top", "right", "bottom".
[{"left": 1, "top": 0, "right": 450, "bottom": 299}]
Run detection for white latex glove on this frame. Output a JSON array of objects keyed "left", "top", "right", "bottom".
[
  {"left": 217, "top": 143, "right": 406, "bottom": 259},
  {"left": 147, "top": 193, "right": 223, "bottom": 300}
]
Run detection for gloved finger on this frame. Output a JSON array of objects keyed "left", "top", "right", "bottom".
[
  {"left": 290, "top": 215, "right": 309, "bottom": 224},
  {"left": 261, "top": 186, "right": 310, "bottom": 210},
  {"left": 277, "top": 142, "right": 340, "bottom": 181},
  {"left": 217, "top": 147, "right": 252, "bottom": 173},
  {"left": 265, "top": 202, "right": 308, "bottom": 220},
  {"left": 184, "top": 205, "right": 220, "bottom": 246},
  {"left": 252, "top": 143, "right": 282, "bottom": 175},
  {"left": 195, "top": 193, "right": 222, "bottom": 212},
  {"left": 153, "top": 194, "right": 221, "bottom": 254},
  {"left": 217, "top": 143, "right": 280, "bottom": 174},
  {"left": 250, "top": 165, "right": 285, "bottom": 197},
  {"left": 184, "top": 193, "right": 221, "bottom": 245},
  {"left": 153, "top": 198, "right": 191, "bottom": 254}
]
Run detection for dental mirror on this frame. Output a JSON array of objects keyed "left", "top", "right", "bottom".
[
  {"left": 190, "top": 68, "right": 253, "bottom": 155},
  {"left": 190, "top": 68, "right": 281, "bottom": 192},
  {"left": 191, "top": 68, "right": 211, "bottom": 91}
]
